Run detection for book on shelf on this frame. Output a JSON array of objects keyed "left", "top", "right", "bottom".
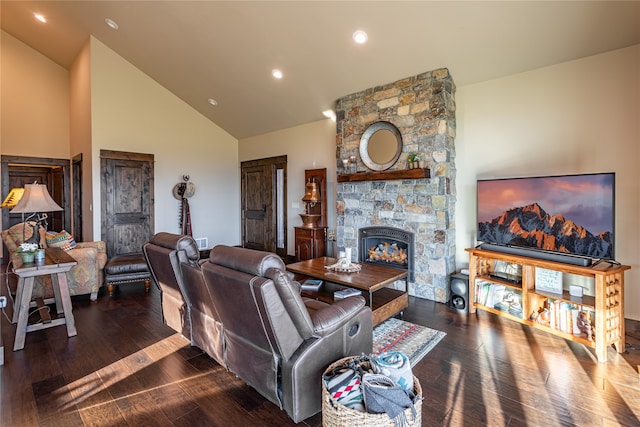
[
  {"left": 334, "top": 287, "right": 362, "bottom": 300},
  {"left": 544, "top": 297, "right": 595, "bottom": 336},
  {"left": 300, "top": 279, "right": 323, "bottom": 292},
  {"left": 474, "top": 279, "right": 523, "bottom": 319}
]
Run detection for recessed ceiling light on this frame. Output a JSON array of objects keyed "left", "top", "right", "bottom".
[
  {"left": 272, "top": 69, "right": 283, "bottom": 79},
  {"left": 105, "top": 18, "right": 119, "bottom": 30},
  {"left": 207, "top": 98, "right": 218, "bottom": 106},
  {"left": 352, "top": 30, "right": 368, "bottom": 44},
  {"left": 34, "top": 13, "right": 46, "bottom": 23}
]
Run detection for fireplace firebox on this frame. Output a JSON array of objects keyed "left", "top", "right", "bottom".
[{"left": 358, "top": 226, "right": 414, "bottom": 281}]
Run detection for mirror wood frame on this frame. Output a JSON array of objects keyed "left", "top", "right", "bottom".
[{"left": 359, "top": 121, "right": 403, "bottom": 171}]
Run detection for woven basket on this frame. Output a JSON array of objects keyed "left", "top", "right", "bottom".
[{"left": 322, "top": 356, "right": 422, "bottom": 427}]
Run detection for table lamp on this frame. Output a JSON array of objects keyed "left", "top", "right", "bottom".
[{"left": 10, "top": 182, "right": 63, "bottom": 245}]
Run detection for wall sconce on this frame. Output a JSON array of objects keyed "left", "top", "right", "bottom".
[{"left": 299, "top": 180, "right": 321, "bottom": 228}]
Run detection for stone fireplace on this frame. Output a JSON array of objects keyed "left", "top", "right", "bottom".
[
  {"left": 335, "top": 68, "right": 456, "bottom": 303},
  {"left": 359, "top": 226, "right": 414, "bottom": 281}
]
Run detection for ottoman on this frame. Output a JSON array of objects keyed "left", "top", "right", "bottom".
[{"left": 104, "top": 253, "right": 152, "bottom": 296}]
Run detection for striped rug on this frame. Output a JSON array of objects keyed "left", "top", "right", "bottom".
[{"left": 372, "top": 318, "right": 446, "bottom": 366}]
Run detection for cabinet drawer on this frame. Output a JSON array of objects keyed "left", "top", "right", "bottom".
[{"left": 295, "top": 227, "right": 312, "bottom": 238}]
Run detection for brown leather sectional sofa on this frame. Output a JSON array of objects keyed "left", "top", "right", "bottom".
[{"left": 143, "top": 233, "right": 372, "bottom": 422}]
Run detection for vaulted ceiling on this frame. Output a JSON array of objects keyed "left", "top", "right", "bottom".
[{"left": 3, "top": 1, "right": 640, "bottom": 139}]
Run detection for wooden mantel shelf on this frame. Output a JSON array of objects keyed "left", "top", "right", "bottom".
[{"left": 337, "top": 168, "right": 430, "bottom": 183}]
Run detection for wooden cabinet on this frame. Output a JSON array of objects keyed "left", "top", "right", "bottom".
[
  {"left": 466, "top": 248, "right": 630, "bottom": 363},
  {"left": 295, "top": 168, "right": 327, "bottom": 261},
  {"left": 295, "top": 227, "right": 326, "bottom": 261}
]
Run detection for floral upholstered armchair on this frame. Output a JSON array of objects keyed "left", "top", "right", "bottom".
[{"left": 1, "top": 222, "right": 108, "bottom": 300}]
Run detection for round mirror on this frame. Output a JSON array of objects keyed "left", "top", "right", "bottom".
[{"left": 359, "top": 121, "right": 402, "bottom": 171}]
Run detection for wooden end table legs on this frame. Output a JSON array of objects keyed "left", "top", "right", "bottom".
[{"left": 13, "top": 272, "right": 77, "bottom": 352}]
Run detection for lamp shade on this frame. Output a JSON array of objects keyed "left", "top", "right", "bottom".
[
  {"left": 1, "top": 188, "right": 25, "bottom": 209},
  {"left": 10, "top": 183, "right": 63, "bottom": 214}
]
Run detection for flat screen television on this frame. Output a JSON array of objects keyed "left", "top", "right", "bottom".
[{"left": 477, "top": 173, "right": 615, "bottom": 260}]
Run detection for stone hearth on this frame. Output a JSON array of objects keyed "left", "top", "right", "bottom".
[{"left": 335, "top": 68, "right": 456, "bottom": 302}]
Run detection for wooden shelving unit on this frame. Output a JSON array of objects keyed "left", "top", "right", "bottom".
[
  {"left": 466, "top": 247, "right": 630, "bottom": 362},
  {"left": 337, "top": 168, "right": 429, "bottom": 182}
]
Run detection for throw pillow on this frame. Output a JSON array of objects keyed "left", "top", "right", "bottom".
[{"left": 45, "top": 230, "right": 77, "bottom": 251}]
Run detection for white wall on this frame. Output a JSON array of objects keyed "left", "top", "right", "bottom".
[
  {"left": 89, "top": 38, "right": 241, "bottom": 247},
  {"left": 69, "top": 39, "right": 93, "bottom": 238},
  {"left": 455, "top": 45, "right": 640, "bottom": 320},
  {"left": 0, "top": 31, "right": 70, "bottom": 159},
  {"left": 239, "top": 119, "right": 336, "bottom": 256}
]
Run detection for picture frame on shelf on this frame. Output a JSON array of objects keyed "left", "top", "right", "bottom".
[{"left": 535, "top": 267, "right": 563, "bottom": 294}]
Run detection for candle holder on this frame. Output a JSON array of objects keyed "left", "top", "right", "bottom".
[
  {"left": 341, "top": 158, "right": 350, "bottom": 173},
  {"left": 349, "top": 155, "right": 357, "bottom": 173}
]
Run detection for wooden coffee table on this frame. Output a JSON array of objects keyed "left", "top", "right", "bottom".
[{"left": 286, "top": 256, "right": 408, "bottom": 326}]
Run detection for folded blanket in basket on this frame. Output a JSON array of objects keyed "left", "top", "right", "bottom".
[
  {"left": 362, "top": 373, "right": 418, "bottom": 427},
  {"left": 373, "top": 351, "right": 413, "bottom": 391},
  {"left": 323, "top": 366, "right": 364, "bottom": 412}
]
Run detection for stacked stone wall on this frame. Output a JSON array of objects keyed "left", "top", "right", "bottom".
[{"left": 335, "top": 68, "right": 456, "bottom": 301}]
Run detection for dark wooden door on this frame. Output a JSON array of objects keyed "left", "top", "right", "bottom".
[
  {"left": 101, "top": 150, "right": 154, "bottom": 257},
  {"left": 72, "top": 154, "right": 83, "bottom": 242},
  {"left": 241, "top": 156, "right": 286, "bottom": 257},
  {"left": 50, "top": 167, "right": 65, "bottom": 232}
]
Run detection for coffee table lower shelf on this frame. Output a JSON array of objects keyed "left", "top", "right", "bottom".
[{"left": 302, "top": 285, "right": 408, "bottom": 326}]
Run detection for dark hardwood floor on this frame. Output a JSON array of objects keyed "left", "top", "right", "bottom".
[{"left": 1, "top": 277, "right": 640, "bottom": 426}]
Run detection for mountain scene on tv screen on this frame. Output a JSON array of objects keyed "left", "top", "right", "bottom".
[{"left": 478, "top": 203, "right": 613, "bottom": 258}]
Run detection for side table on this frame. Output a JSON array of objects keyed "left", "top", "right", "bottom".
[{"left": 12, "top": 248, "right": 78, "bottom": 351}]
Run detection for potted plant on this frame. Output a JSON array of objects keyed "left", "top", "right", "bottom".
[
  {"left": 18, "top": 242, "right": 39, "bottom": 264},
  {"left": 416, "top": 153, "right": 425, "bottom": 168},
  {"left": 407, "top": 153, "right": 418, "bottom": 169}
]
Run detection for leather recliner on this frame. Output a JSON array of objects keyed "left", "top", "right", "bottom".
[
  {"left": 142, "top": 233, "right": 225, "bottom": 367},
  {"left": 180, "top": 260, "right": 225, "bottom": 366},
  {"left": 201, "top": 245, "right": 372, "bottom": 423},
  {"left": 142, "top": 232, "right": 226, "bottom": 368}
]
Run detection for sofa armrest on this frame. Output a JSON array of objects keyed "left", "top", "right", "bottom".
[
  {"left": 75, "top": 241, "right": 106, "bottom": 253},
  {"left": 74, "top": 241, "right": 107, "bottom": 269},
  {"left": 310, "top": 296, "right": 367, "bottom": 336},
  {"left": 282, "top": 300, "right": 372, "bottom": 422},
  {"left": 67, "top": 246, "right": 98, "bottom": 263}
]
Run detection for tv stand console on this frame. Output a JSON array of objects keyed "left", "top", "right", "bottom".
[{"left": 466, "top": 247, "right": 630, "bottom": 362}]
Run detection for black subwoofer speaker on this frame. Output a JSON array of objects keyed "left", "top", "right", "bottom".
[{"left": 449, "top": 272, "right": 469, "bottom": 313}]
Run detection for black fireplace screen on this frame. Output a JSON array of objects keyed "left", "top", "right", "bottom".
[{"left": 358, "top": 226, "right": 414, "bottom": 281}]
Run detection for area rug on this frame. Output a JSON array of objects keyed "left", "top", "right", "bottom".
[{"left": 372, "top": 318, "right": 446, "bottom": 366}]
